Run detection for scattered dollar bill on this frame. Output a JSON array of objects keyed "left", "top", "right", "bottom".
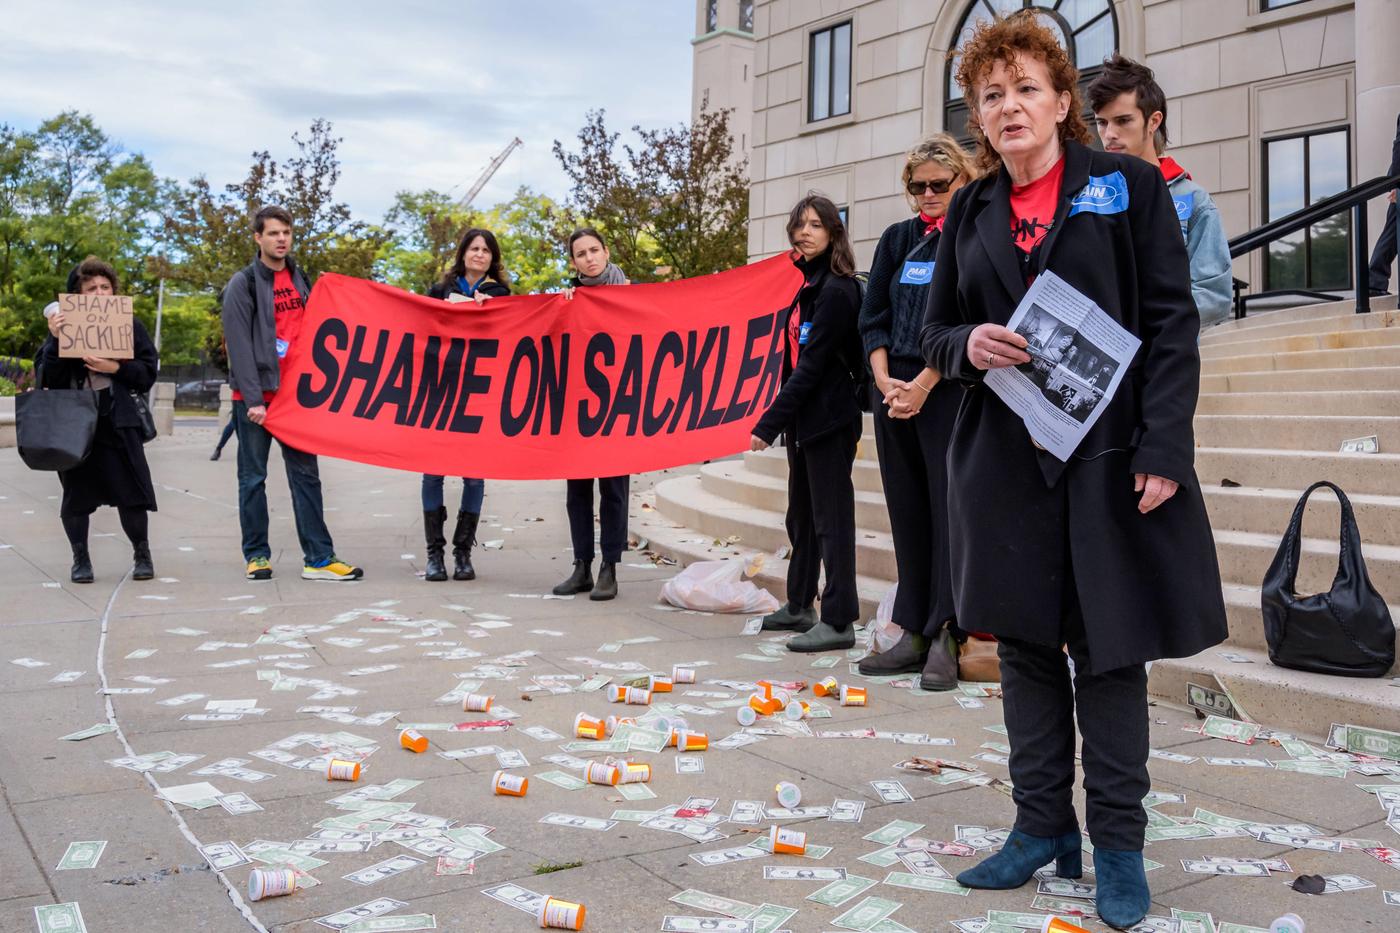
[
  {"left": 864, "top": 820, "right": 924, "bottom": 845},
  {"left": 1339, "top": 434, "right": 1380, "bottom": 453},
  {"left": 1200, "top": 715, "right": 1260, "bottom": 745},
  {"left": 661, "top": 918, "right": 755, "bottom": 933},
  {"left": 198, "top": 840, "right": 249, "bottom": 871},
  {"left": 1383, "top": 890, "right": 1400, "bottom": 906},
  {"left": 58, "top": 723, "right": 116, "bottom": 742},
  {"left": 494, "top": 748, "right": 529, "bottom": 768},
  {"left": 884, "top": 871, "right": 969, "bottom": 895},
  {"left": 870, "top": 781, "right": 913, "bottom": 804},
  {"left": 690, "top": 844, "right": 767, "bottom": 867},
  {"left": 535, "top": 770, "right": 587, "bottom": 790},
  {"left": 676, "top": 755, "right": 705, "bottom": 774},
  {"left": 343, "top": 916, "right": 437, "bottom": 933},
  {"left": 807, "top": 874, "right": 877, "bottom": 907},
  {"left": 669, "top": 889, "right": 757, "bottom": 918},
  {"left": 743, "top": 903, "right": 797, "bottom": 933},
  {"left": 832, "top": 895, "right": 901, "bottom": 931},
  {"left": 316, "top": 898, "right": 410, "bottom": 930},
  {"left": 1342, "top": 723, "right": 1400, "bottom": 761},
  {"left": 1037, "top": 878, "right": 1096, "bottom": 899},
  {"left": 217, "top": 793, "right": 263, "bottom": 814},
  {"left": 539, "top": 812, "right": 616, "bottom": 832},
  {"left": 1181, "top": 859, "right": 1270, "bottom": 876},
  {"left": 344, "top": 854, "right": 424, "bottom": 886},
  {"left": 829, "top": 799, "right": 866, "bottom": 823},
  {"left": 56, "top": 840, "right": 106, "bottom": 870},
  {"left": 12, "top": 657, "right": 49, "bottom": 668},
  {"left": 34, "top": 903, "right": 87, "bottom": 933},
  {"left": 49, "top": 670, "right": 85, "bottom": 683},
  {"left": 1186, "top": 683, "right": 1245, "bottom": 721},
  {"left": 617, "top": 782, "right": 658, "bottom": 800},
  {"left": 763, "top": 866, "right": 847, "bottom": 880}
]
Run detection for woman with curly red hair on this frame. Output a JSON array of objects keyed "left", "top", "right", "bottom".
[{"left": 921, "top": 13, "right": 1226, "bottom": 928}]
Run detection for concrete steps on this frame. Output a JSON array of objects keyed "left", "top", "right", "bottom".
[{"left": 646, "top": 302, "right": 1400, "bottom": 740}]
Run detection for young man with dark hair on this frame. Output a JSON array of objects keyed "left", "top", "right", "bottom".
[
  {"left": 1089, "top": 54, "right": 1234, "bottom": 328},
  {"left": 220, "top": 205, "right": 362, "bottom": 581}
]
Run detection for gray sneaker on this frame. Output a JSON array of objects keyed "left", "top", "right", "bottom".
[
  {"left": 919, "top": 628, "right": 960, "bottom": 691},
  {"left": 761, "top": 604, "right": 817, "bottom": 632},
  {"left": 786, "top": 621, "right": 855, "bottom": 653}
]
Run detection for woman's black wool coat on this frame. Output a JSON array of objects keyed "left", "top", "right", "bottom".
[{"left": 920, "top": 140, "right": 1227, "bottom": 673}]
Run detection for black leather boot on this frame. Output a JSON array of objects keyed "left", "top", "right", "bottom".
[
  {"left": 452, "top": 511, "right": 479, "bottom": 581},
  {"left": 553, "top": 560, "right": 593, "bottom": 595},
  {"left": 71, "top": 544, "right": 94, "bottom": 584},
  {"left": 131, "top": 542, "right": 154, "bottom": 581},
  {"left": 919, "top": 628, "right": 961, "bottom": 691},
  {"left": 760, "top": 603, "right": 817, "bottom": 632},
  {"left": 857, "top": 630, "right": 927, "bottom": 675},
  {"left": 424, "top": 507, "right": 447, "bottom": 582},
  {"left": 590, "top": 561, "right": 618, "bottom": 601}
]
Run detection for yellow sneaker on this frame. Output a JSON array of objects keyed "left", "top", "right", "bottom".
[
  {"left": 245, "top": 557, "right": 273, "bottom": 580},
  {"left": 301, "top": 558, "right": 364, "bottom": 581}
]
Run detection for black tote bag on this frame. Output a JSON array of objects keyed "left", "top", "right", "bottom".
[
  {"left": 1261, "top": 481, "right": 1396, "bottom": 678},
  {"left": 15, "top": 388, "right": 99, "bottom": 471}
]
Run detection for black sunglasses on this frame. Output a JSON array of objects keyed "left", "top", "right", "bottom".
[{"left": 907, "top": 179, "right": 954, "bottom": 196}]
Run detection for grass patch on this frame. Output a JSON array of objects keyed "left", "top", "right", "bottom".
[{"left": 532, "top": 860, "right": 584, "bottom": 875}]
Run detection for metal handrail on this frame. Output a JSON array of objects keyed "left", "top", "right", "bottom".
[{"left": 1228, "top": 171, "right": 1400, "bottom": 317}]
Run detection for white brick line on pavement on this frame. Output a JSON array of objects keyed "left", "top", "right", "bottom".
[{"left": 93, "top": 568, "right": 270, "bottom": 933}]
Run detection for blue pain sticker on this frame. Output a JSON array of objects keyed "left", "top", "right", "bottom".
[
  {"left": 1068, "top": 171, "right": 1129, "bottom": 217},
  {"left": 799, "top": 322, "right": 813, "bottom": 345},
  {"left": 899, "top": 260, "right": 935, "bottom": 285},
  {"left": 1172, "top": 194, "right": 1194, "bottom": 237},
  {"left": 276, "top": 338, "right": 289, "bottom": 359}
]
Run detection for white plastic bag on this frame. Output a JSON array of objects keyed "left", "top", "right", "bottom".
[
  {"left": 868, "top": 582, "right": 901, "bottom": 654},
  {"left": 660, "top": 559, "right": 780, "bottom": 614}
]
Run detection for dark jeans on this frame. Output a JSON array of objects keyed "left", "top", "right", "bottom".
[
  {"left": 566, "top": 476, "right": 629, "bottom": 564},
  {"left": 422, "top": 476, "right": 484, "bottom": 513},
  {"left": 784, "top": 422, "right": 860, "bottom": 630},
  {"left": 997, "top": 583, "right": 1150, "bottom": 851},
  {"left": 1368, "top": 199, "right": 1397, "bottom": 293},
  {"left": 871, "top": 374, "right": 959, "bottom": 638},
  {"left": 233, "top": 400, "right": 334, "bottom": 565}
]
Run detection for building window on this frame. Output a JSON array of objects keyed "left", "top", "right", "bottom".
[
  {"left": 809, "top": 22, "right": 853, "bottom": 122},
  {"left": 1264, "top": 127, "right": 1352, "bottom": 291},
  {"left": 1261, "top": 0, "right": 1307, "bottom": 9},
  {"left": 706, "top": 0, "right": 718, "bottom": 33},
  {"left": 944, "top": 0, "right": 1118, "bottom": 144},
  {"left": 838, "top": 206, "right": 849, "bottom": 227},
  {"left": 739, "top": 0, "right": 754, "bottom": 32}
]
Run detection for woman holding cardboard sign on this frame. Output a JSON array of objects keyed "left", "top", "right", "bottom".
[
  {"left": 36, "top": 257, "right": 159, "bottom": 584},
  {"left": 919, "top": 13, "right": 1225, "bottom": 929}
]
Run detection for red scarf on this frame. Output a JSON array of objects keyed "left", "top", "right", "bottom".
[
  {"left": 918, "top": 212, "right": 945, "bottom": 237},
  {"left": 1159, "top": 156, "right": 1190, "bottom": 183}
]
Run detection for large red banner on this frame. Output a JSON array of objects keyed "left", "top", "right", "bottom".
[{"left": 263, "top": 256, "right": 803, "bottom": 479}]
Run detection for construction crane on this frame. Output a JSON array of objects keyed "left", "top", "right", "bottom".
[{"left": 456, "top": 137, "right": 523, "bottom": 209}]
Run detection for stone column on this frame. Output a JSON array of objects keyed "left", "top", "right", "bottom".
[
  {"left": 1355, "top": 0, "right": 1400, "bottom": 286},
  {"left": 152, "top": 382, "right": 175, "bottom": 436},
  {"left": 218, "top": 383, "right": 232, "bottom": 425}
]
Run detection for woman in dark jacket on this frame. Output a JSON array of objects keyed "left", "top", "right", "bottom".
[
  {"left": 552, "top": 227, "right": 631, "bottom": 602},
  {"left": 420, "top": 227, "right": 512, "bottom": 582},
  {"left": 37, "top": 257, "right": 159, "bottom": 583},
  {"left": 856, "top": 133, "right": 977, "bottom": 690},
  {"left": 750, "top": 195, "right": 865, "bottom": 654},
  {"left": 919, "top": 14, "right": 1226, "bottom": 929}
]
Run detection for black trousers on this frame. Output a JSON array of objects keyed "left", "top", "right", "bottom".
[
  {"left": 1369, "top": 200, "right": 1397, "bottom": 293},
  {"left": 998, "top": 583, "right": 1150, "bottom": 851},
  {"left": 871, "top": 376, "right": 959, "bottom": 638},
  {"left": 566, "top": 476, "right": 629, "bottom": 564},
  {"left": 784, "top": 422, "right": 860, "bottom": 630}
]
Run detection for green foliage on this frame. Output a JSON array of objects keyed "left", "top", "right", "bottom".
[
  {"left": 0, "top": 376, "right": 16, "bottom": 396},
  {"left": 552, "top": 106, "right": 749, "bottom": 282}
]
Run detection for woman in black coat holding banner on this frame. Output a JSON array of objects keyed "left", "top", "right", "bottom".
[
  {"left": 750, "top": 195, "right": 865, "bottom": 654},
  {"left": 919, "top": 14, "right": 1225, "bottom": 929},
  {"left": 37, "top": 257, "right": 159, "bottom": 584},
  {"left": 553, "top": 227, "right": 630, "bottom": 602}
]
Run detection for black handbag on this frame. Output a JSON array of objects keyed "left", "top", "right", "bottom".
[
  {"left": 15, "top": 388, "right": 99, "bottom": 471},
  {"left": 129, "top": 389, "right": 157, "bottom": 443},
  {"left": 1261, "top": 481, "right": 1396, "bottom": 677}
]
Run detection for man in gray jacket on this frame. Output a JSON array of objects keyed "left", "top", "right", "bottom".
[
  {"left": 221, "top": 206, "right": 362, "bottom": 582},
  {"left": 1089, "top": 55, "right": 1234, "bottom": 329}
]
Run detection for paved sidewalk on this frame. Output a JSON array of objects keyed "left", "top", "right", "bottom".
[{"left": 0, "top": 428, "right": 1394, "bottom": 932}]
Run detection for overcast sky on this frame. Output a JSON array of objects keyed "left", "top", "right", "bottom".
[{"left": 1, "top": 1, "right": 696, "bottom": 219}]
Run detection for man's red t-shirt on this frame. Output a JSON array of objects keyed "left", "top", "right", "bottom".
[
  {"left": 232, "top": 266, "right": 305, "bottom": 403},
  {"left": 1009, "top": 156, "right": 1065, "bottom": 255}
]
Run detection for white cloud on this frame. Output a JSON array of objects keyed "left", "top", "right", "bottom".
[{"left": 0, "top": 0, "right": 697, "bottom": 218}]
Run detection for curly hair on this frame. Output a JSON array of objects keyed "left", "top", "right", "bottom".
[{"left": 951, "top": 10, "right": 1091, "bottom": 174}]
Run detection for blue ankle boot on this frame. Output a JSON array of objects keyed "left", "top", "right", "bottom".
[
  {"left": 1093, "top": 848, "right": 1150, "bottom": 929},
  {"left": 955, "top": 829, "right": 1082, "bottom": 890}
]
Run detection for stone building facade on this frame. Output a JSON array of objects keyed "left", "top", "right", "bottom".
[{"left": 692, "top": 0, "right": 1400, "bottom": 294}]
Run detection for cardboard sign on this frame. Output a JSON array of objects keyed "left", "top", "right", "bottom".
[{"left": 56, "top": 293, "right": 134, "bottom": 359}]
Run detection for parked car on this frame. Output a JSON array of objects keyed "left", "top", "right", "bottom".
[{"left": 174, "top": 379, "right": 225, "bottom": 411}]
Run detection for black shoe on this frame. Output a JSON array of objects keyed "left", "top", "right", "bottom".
[
  {"left": 553, "top": 560, "right": 593, "bottom": 595},
  {"left": 424, "top": 507, "right": 447, "bottom": 582},
  {"left": 590, "top": 561, "right": 618, "bottom": 601},
  {"left": 760, "top": 604, "right": 817, "bottom": 632},
  {"left": 209, "top": 450, "right": 221, "bottom": 461},
  {"left": 786, "top": 621, "right": 855, "bottom": 653},
  {"left": 71, "top": 544, "right": 94, "bottom": 584},
  {"left": 452, "top": 510, "right": 479, "bottom": 581},
  {"left": 919, "top": 628, "right": 960, "bottom": 691},
  {"left": 857, "top": 630, "right": 927, "bottom": 675},
  {"left": 131, "top": 542, "right": 154, "bottom": 581}
]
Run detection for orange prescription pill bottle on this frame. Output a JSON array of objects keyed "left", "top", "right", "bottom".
[
  {"left": 399, "top": 729, "right": 429, "bottom": 753},
  {"left": 537, "top": 896, "right": 586, "bottom": 930},
  {"left": 326, "top": 758, "right": 361, "bottom": 781},
  {"left": 492, "top": 770, "right": 528, "bottom": 797},
  {"left": 770, "top": 824, "right": 807, "bottom": 855}
]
